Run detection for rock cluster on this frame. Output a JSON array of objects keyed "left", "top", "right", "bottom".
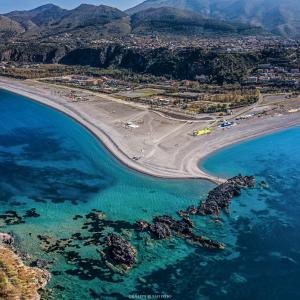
[
  {"left": 0, "top": 232, "right": 14, "bottom": 245},
  {"left": 199, "top": 175, "right": 255, "bottom": 216},
  {"left": 24, "top": 208, "right": 41, "bottom": 218},
  {"left": 0, "top": 208, "right": 41, "bottom": 226},
  {"left": 30, "top": 175, "right": 255, "bottom": 279},
  {"left": 102, "top": 234, "right": 137, "bottom": 271},
  {"left": 136, "top": 215, "right": 224, "bottom": 250}
]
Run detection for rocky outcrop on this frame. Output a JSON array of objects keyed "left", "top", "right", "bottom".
[
  {"left": 136, "top": 215, "right": 225, "bottom": 250},
  {"left": 0, "top": 43, "right": 260, "bottom": 82},
  {"left": 0, "top": 233, "right": 50, "bottom": 300},
  {"left": 138, "top": 175, "right": 255, "bottom": 251},
  {"left": 199, "top": 175, "right": 255, "bottom": 216},
  {"left": 0, "top": 43, "right": 70, "bottom": 64},
  {"left": 0, "top": 232, "right": 14, "bottom": 245},
  {"left": 101, "top": 233, "right": 137, "bottom": 272}
]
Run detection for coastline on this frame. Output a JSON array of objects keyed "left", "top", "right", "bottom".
[
  {"left": 0, "top": 233, "right": 50, "bottom": 299},
  {"left": 197, "top": 121, "right": 300, "bottom": 176},
  {"left": 1, "top": 76, "right": 300, "bottom": 184}
]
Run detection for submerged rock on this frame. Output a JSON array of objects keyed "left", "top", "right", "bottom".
[
  {"left": 0, "top": 210, "right": 24, "bottom": 225},
  {"left": 259, "top": 180, "right": 269, "bottom": 189},
  {"left": 199, "top": 175, "right": 255, "bottom": 216},
  {"left": 30, "top": 259, "right": 50, "bottom": 269},
  {"left": 24, "top": 208, "right": 40, "bottom": 218},
  {"left": 188, "top": 234, "right": 225, "bottom": 249},
  {"left": 230, "top": 272, "right": 248, "bottom": 284}
]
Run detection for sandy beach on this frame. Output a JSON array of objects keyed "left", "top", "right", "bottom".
[{"left": 1, "top": 76, "right": 300, "bottom": 184}]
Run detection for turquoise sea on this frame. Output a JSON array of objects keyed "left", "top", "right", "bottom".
[{"left": 0, "top": 89, "right": 300, "bottom": 300}]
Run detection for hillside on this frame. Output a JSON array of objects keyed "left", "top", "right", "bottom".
[
  {"left": 127, "top": 0, "right": 300, "bottom": 36},
  {"left": 127, "top": 0, "right": 213, "bottom": 15},
  {"left": 0, "top": 16, "right": 24, "bottom": 40},
  {"left": 3, "top": 4, "right": 130, "bottom": 41},
  {"left": 51, "top": 4, "right": 127, "bottom": 30},
  {"left": 0, "top": 3, "right": 264, "bottom": 42},
  {"left": 131, "top": 7, "right": 262, "bottom": 35},
  {"left": 5, "top": 4, "right": 68, "bottom": 31}
]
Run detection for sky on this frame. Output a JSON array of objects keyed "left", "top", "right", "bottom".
[{"left": 0, "top": 0, "right": 143, "bottom": 13}]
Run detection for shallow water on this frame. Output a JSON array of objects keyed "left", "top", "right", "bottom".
[{"left": 1, "top": 89, "right": 300, "bottom": 299}]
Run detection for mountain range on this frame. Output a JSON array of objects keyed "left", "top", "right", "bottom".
[
  {"left": 0, "top": 3, "right": 263, "bottom": 42},
  {"left": 127, "top": 0, "right": 300, "bottom": 36},
  {"left": 3, "top": 4, "right": 130, "bottom": 41},
  {"left": 1, "top": 0, "right": 300, "bottom": 43}
]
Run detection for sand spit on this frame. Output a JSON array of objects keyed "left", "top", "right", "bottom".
[{"left": 1, "top": 77, "right": 300, "bottom": 184}]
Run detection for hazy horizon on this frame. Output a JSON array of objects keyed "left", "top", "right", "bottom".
[{"left": 0, "top": 0, "right": 143, "bottom": 13}]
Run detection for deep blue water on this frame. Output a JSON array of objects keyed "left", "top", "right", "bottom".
[{"left": 1, "top": 88, "right": 300, "bottom": 300}]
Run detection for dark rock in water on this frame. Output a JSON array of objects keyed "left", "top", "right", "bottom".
[
  {"left": 199, "top": 175, "right": 255, "bottom": 216},
  {"left": 136, "top": 215, "right": 223, "bottom": 250},
  {"left": 259, "top": 180, "right": 269, "bottom": 189},
  {"left": 156, "top": 216, "right": 192, "bottom": 236},
  {"left": 182, "top": 217, "right": 194, "bottom": 228},
  {"left": 55, "top": 285, "right": 65, "bottom": 291},
  {"left": 136, "top": 220, "right": 150, "bottom": 231},
  {"left": 186, "top": 205, "right": 198, "bottom": 215},
  {"left": 24, "top": 208, "right": 40, "bottom": 218},
  {"left": 0, "top": 211, "right": 24, "bottom": 225},
  {"left": 149, "top": 222, "right": 172, "bottom": 239},
  {"left": 102, "top": 234, "right": 137, "bottom": 271},
  {"left": 0, "top": 233, "right": 14, "bottom": 245},
  {"left": 71, "top": 233, "right": 83, "bottom": 240},
  {"left": 177, "top": 210, "right": 189, "bottom": 218},
  {"left": 177, "top": 205, "right": 198, "bottom": 217},
  {"left": 188, "top": 234, "right": 225, "bottom": 249},
  {"left": 86, "top": 211, "right": 106, "bottom": 221},
  {"left": 30, "top": 259, "right": 49, "bottom": 269},
  {"left": 137, "top": 215, "right": 193, "bottom": 239}
]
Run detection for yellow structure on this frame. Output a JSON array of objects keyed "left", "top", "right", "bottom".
[{"left": 193, "top": 128, "right": 212, "bottom": 136}]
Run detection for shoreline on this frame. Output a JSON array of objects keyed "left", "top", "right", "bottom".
[
  {"left": 1, "top": 77, "right": 300, "bottom": 184},
  {"left": 190, "top": 117, "right": 300, "bottom": 179},
  {"left": 198, "top": 121, "right": 300, "bottom": 174},
  {"left": 0, "top": 81, "right": 222, "bottom": 184}
]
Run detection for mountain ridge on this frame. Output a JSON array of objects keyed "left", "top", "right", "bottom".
[
  {"left": 131, "top": 7, "right": 262, "bottom": 35},
  {"left": 127, "top": 0, "right": 300, "bottom": 36},
  {"left": 0, "top": 3, "right": 264, "bottom": 42}
]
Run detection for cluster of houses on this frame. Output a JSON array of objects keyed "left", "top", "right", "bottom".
[
  {"left": 90, "top": 35, "right": 299, "bottom": 53},
  {"left": 245, "top": 64, "right": 300, "bottom": 86}
]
